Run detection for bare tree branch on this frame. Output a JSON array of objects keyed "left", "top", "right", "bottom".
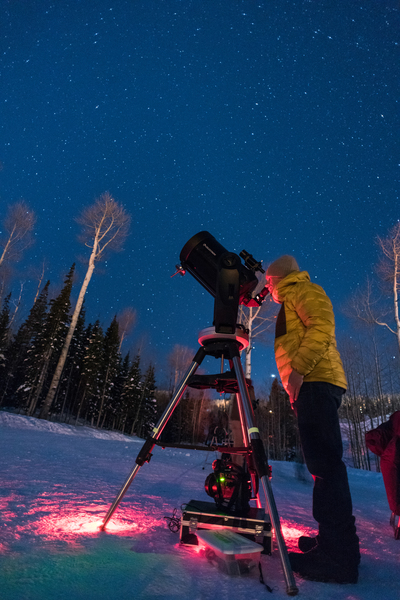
[
  {"left": 376, "top": 222, "right": 400, "bottom": 350},
  {"left": 117, "top": 307, "right": 137, "bottom": 351},
  {"left": 344, "top": 222, "right": 400, "bottom": 352},
  {"left": 0, "top": 201, "right": 36, "bottom": 267},
  {"left": 76, "top": 191, "right": 130, "bottom": 261},
  {"left": 8, "top": 281, "right": 24, "bottom": 331},
  {"left": 167, "top": 344, "right": 194, "bottom": 393},
  {"left": 343, "top": 277, "right": 396, "bottom": 333},
  {"left": 32, "top": 260, "right": 47, "bottom": 305}
]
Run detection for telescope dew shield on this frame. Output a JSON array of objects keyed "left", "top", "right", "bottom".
[{"left": 179, "top": 231, "right": 228, "bottom": 297}]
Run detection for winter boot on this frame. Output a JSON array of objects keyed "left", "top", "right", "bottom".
[
  {"left": 288, "top": 546, "right": 358, "bottom": 584},
  {"left": 299, "top": 532, "right": 360, "bottom": 566}
]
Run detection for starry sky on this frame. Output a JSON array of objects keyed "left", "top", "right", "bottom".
[{"left": 1, "top": 0, "right": 399, "bottom": 389}]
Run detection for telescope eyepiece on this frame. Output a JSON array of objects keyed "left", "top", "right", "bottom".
[{"left": 240, "top": 249, "right": 265, "bottom": 274}]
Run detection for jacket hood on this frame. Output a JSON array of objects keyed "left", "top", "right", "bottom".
[{"left": 275, "top": 271, "right": 311, "bottom": 303}]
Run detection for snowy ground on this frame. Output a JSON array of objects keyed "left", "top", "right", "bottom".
[{"left": 0, "top": 410, "right": 398, "bottom": 600}]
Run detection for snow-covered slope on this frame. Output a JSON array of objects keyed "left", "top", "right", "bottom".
[{"left": 0, "top": 411, "right": 398, "bottom": 599}]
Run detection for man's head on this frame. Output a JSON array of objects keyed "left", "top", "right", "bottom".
[{"left": 266, "top": 255, "right": 299, "bottom": 302}]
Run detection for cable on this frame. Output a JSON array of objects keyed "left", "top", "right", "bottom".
[{"left": 164, "top": 507, "right": 181, "bottom": 533}]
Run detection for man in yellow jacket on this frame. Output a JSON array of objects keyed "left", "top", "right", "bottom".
[{"left": 266, "top": 255, "right": 360, "bottom": 584}]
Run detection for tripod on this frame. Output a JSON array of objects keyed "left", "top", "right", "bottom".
[{"left": 102, "top": 327, "right": 298, "bottom": 596}]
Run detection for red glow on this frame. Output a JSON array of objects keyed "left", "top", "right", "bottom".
[
  {"left": 0, "top": 489, "right": 164, "bottom": 552},
  {"left": 188, "top": 541, "right": 204, "bottom": 554},
  {"left": 280, "top": 520, "right": 316, "bottom": 552},
  {"left": 0, "top": 492, "right": 20, "bottom": 510},
  {"left": 23, "top": 503, "right": 162, "bottom": 542}
]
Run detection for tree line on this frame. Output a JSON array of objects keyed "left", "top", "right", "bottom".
[
  {"left": 0, "top": 265, "right": 154, "bottom": 434},
  {"left": 1, "top": 197, "right": 400, "bottom": 471},
  {"left": 0, "top": 194, "right": 156, "bottom": 435},
  {"left": 0, "top": 195, "right": 230, "bottom": 443}
]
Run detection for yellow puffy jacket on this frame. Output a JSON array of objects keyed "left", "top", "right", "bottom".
[{"left": 273, "top": 271, "right": 347, "bottom": 391}]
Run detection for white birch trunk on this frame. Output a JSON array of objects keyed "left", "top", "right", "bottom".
[
  {"left": 39, "top": 245, "right": 97, "bottom": 419},
  {"left": 0, "top": 224, "right": 16, "bottom": 267}
]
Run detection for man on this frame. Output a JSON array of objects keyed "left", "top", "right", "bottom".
[{"left": 265, "top": 255, "right": 360, "bottom": 584}]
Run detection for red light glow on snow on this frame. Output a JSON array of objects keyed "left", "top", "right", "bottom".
[
  {"left": 1, "top": 490, "right": 163, "bottom": 551},
  {"left": 187, "top": 541, "right": 203, "bottom": 554},
  {"left": 29, "top": 506, "right": 136, "bottom": 537},
  {"left": 280, "top": 520, "right": 315, "bottom": 552},
  {"left": 29, "top": 505, "right": 161, "bottom": 541}
]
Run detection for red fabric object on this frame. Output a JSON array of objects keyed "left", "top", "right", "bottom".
[
  {"left": 365, "top": 418, "right": 393, "bottom": 457},
  {"left": 365, "top": 412, "right": 400, "bottom": 515}
]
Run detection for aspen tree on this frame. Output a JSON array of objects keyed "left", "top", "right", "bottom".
[
  {"left": 39, "top": 192, "right": 130, "bottom": 419},
  {"left": 0, "top": 201, "right": 36, "bottom": 268},
  {"left": 345, "top": 222, "right": 400, "bottom": 354}
]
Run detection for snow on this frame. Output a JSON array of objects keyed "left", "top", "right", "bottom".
[{"left": 0, "top": 411, "right": 398, "bottom": 600}]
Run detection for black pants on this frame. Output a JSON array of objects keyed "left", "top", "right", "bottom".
[{"left": 294, "top": 382, "right": 359, "bottom": 562}]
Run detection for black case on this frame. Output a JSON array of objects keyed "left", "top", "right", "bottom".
[{"left": 180, "top": 499, "right": 272, "bottom": 554}]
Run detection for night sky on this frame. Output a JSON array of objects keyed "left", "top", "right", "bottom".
[{"left": 1, "top": 0, "right": 399, "bottom": 389}]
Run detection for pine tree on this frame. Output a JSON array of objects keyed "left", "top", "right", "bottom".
[
  {"left": 1, "top": 282, "right": 50, "bottom": 407},
  {"left": 135, "top": 364, "right": 157, "bottom": 439},
  {"left": 23, "top": 265, "right": 75, "bottom": 417},
  {"left": 120, "top": 353, "right": 142, "bottom": 435},
  {"left": 0, "top": 291, "right": 13, "bottom": 404},
  {"left": 95, "top": 316, "right": 121, "bottom": 428},
  {"left": 55, "top": 303, "right": 87, "bottom": 421},
  {"left": 75, "top": 321, "right": 104, "bottom": 424},
  {"left": 110, "top": 352, "right": 129, "bottom": 430},
  {"left": 0, "top": 293, "right": 11, "bottom": 371}
]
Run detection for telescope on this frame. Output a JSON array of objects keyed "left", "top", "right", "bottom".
[
  {"left": 103, "top": 230, "right": 298, "bottom": 596},
  {"left": 175, "top": 231, "right": 269, "bottom": 335}
]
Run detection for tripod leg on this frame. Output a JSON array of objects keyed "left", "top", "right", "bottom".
[
  {"left": 231, "top": 352, "right": 298, "bottom": 597},
  {"left": 101, "top": 347, "right": 206, "bottom": 530},
  {"left": 240, "top": 384, "right": 263, "bottom": 508}
]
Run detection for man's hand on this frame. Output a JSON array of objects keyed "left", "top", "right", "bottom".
[{"left": 286, "top": 369, "right": 304, "bottom": 407}]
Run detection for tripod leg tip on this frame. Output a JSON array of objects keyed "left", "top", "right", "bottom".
[{"left": 287, "top": 585, "right": 299, "bottom": 596}]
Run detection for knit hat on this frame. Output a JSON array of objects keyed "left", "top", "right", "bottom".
[{"left": 266, "top": 255, "right": 300, "bottom": 278}]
